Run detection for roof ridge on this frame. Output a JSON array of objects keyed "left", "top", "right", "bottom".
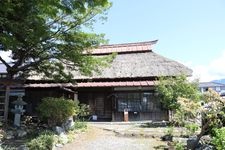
[
  {"left": 88, "top": 40, "right": 158, "bottom": 54},
  {"left": 99, "top": 40, "right": 158, "bottom": 49}
]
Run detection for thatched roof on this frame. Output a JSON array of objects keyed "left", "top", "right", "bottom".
[
  {"left": 27, "top": 40, "right": 192, "bottom": 81},
  {"left": 72, "top": 41, "right": 192, "bottom": 80}
]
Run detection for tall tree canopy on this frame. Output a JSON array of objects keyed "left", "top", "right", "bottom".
[{"left": 0, "top": 0, "right": 112, "bottom": 80}]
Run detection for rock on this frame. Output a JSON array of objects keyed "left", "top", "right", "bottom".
[
  {"left": 196, "top": 144, "right": 214, "bottom": 150},
  {"left": 201, "top": 144, "right": 214, "bottom": 150},
  {"left": 59, "top": 134, "right": 68, "bottom": 144},
  {"left": 161, "top": 135, "right": 173, "bottom": 141},
  {"left": 173, "top": 137, "right": 188, "bottom": 144},
  {"left": 5, "top": 134, "right": 14, "bottom": 140},
  {"left": 17, "top": 129, "right": 27, "bottom": 138},
  {"left": 62, "top": 117, "right": 74, "bottom": 131},
  {"left": 17, "top": 145, "right": 29, "bottom": 150},
  {"left": 5, "top": 130, "right": 15, "bottom": 140},
  {"left": 54, "top": 126, "right": 65, "bottom": 135},
  {"left": 55, "top": 143, "right": 63, "bottom": 148},
  {"left": 187, "top": 136, "right": 198, "bottom": 150},
  {"left": 200, "top": 135, "right": 212, "bottom": 145}
]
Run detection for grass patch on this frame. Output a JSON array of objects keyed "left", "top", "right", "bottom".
[
  {"left": 70, "top": 121, "right": 87, "bottom": 131},
  {"left": 66, "top": 121, "right": 88, "bottom": 142}
]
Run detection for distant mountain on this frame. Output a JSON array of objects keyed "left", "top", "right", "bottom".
[{"left": 213, "top": 79, "right": 225, "bottom": 84}]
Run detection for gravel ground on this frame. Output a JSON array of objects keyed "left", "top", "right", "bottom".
[{"left": 61, "top": 126, "right": 167, "bottom": 150}]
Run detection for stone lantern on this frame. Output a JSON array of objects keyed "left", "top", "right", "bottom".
[{"left": 11, "top": 95, "right": 27, "bottom": 127}]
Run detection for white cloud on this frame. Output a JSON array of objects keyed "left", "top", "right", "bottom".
[{"left": 185, "top": 50, "right": 225, "bottom": 82}]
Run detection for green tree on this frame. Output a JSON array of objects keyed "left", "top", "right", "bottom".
[
  {"left": 156, "top": 75, "right": 200, "bottom": 110},
  {"left": 0, "top": 0, "right": 112, "bottom": 121},
  {"left": 0, "top": 0, "right": 112, "bottom": 79}
]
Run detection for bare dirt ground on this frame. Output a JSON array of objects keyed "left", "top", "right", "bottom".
[{"left": 62, "top": 126, "right": 167, "bottom": 150}]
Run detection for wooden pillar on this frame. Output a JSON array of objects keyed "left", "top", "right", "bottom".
[
  {"left": 112, "top": 111, "right": 115, "bottom": 121},
  {"left": 4, "top": 85, "right": 10, "bottom": 122},
  {"left": 74, "top": 92, "right": 78, "bottom": 101}
]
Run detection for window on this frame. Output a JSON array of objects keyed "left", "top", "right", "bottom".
[
  {"left": 141, "top": 93, "right": 152, "bottom": 111},
  {"left": 117, "top": 93, "right": 141, "bottom": 112},
  {"left": 116, "top": 92, "right": 161, "bottom": 112},
  {"left": 117, "top": 93, "right": 128, "bottom": 112}
]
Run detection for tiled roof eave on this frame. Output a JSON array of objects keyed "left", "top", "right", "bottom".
[
  {"left": 76, "top": 81, "right": 155, "bottom": 88},
  {"left": 22, "top": 81, "right": 156, "bottom": 88}
]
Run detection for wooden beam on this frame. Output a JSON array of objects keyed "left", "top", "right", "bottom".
[
  {"left": 4, "top": 86, "right": 10, "bottom": 122},
  {"left": 0, "top": 79, "right": 24, "bottom": 85}
]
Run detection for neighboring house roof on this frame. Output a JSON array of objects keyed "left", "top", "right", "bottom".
[
  {"left": 199, "top": 82, "right": 225, "bottom": 88},
  {"left": 71, "top": 41, "right": 192, "bottom": 80}
]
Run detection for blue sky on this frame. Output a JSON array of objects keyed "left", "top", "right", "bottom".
[{"left": 93, "top": 0, "right": 225, "bottom": 81}]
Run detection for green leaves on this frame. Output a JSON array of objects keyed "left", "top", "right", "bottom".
[
  {"left": 156, "top": 75, "right": 200, "bottom": 110},
  {"left": 0, "top": 0, "right": 111, "bottom": 79},
  {"left": 37, "top": 97, "right": 78, "bottom": 126},
  {"left": 212, "top": 127, "right": 225, "bottom": 150}
]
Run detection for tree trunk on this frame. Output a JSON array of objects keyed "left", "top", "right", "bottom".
[{"left": 193, "top": 121, "right": 210, "bottom": 149}]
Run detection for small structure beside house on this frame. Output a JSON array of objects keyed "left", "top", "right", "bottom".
[
  {"left": 199, "top": 82, "right": 225, "bottom": 97},
  {"left": 0, "top": 40, "right": 192, "bottom": 122},
  {"left": 0, "top": 72, "right": 25, "bottom": 121}
]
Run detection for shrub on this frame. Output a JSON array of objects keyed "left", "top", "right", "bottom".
[
  {"left": 26, "top": 131, "right": 54, "bottom": 150},
  {"left": 37, "top": 97, "right": 78, "bottom": 126},
  {"left": 165, "top": 126, "right": 174, "bottom": 136},
  {"left": 212, "top": 127, "right": 225, "bottom": 150},
  {"left": 185, "top": 123, "right": 199, "bottom": 136},
  {"left": 174, "top": 141, "right": 185, "bottom": 150}
]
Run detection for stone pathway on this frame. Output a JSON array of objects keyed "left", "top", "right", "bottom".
[
  {"left": 61, "top": 125, "right": 167, "bottom": 150},
  {"left": 89, "top": 122, "right": 184, "bottom": 137}
]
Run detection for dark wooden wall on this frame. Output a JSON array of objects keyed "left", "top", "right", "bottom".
[
  {"left": 112, "top": 111, "right": 168, "bottom": 121},
  {"left": 78, "top": 88, "right": 113, "bottom": 120},
  {"left": 78, "top": 87, "right": 169, "bottom": 122},
  {"left": 24, "top": 88, "right": 74, "bottom": 115}
]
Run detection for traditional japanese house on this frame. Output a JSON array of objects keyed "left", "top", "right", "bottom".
[{"left": 0, "top": 40, "right": 192, "bottom": 122}]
